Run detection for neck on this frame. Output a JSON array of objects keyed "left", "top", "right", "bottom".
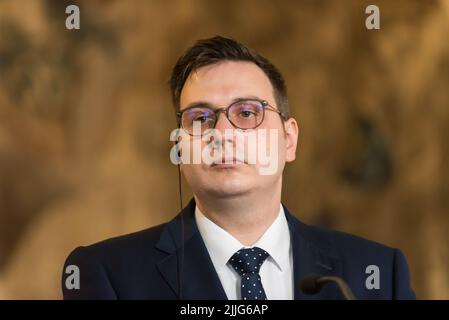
[{"left": 194, "top": 180, "right": 282, "bottom": 246}]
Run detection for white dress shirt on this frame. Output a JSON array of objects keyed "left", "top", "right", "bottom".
[{"left": 195, "top": 205, "right": 294, "bottom": 300}]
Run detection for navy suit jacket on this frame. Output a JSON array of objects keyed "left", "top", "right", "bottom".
[{"left": 62, "top": 199, "right": 415, "bottom": 299}]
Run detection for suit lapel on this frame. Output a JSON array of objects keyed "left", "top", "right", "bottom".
[
  {"left": 284, "top": 206, "right": 344, "bottom": 300},
  {"left": 155, "top": 199, "right": 227, "bottom": 299}
]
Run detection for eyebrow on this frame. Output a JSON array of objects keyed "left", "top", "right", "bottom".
[{"left": 181, "top": 95, "right": 262, "bottom": 111}]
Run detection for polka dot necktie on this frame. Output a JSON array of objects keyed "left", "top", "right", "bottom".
[{"left": 228, "top": 247, "right": 269, "bottom": 300}]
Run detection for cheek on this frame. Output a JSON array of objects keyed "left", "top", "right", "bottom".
[
  {"left": 257, "top": 123, "right": 286, "bottom": 160},
  {"left": 277, "top": 137, "right": 287, "bottom": 161},
  {"left": 244, "top": 127, "right": 285, "bottom": 176},
  {"left": 181, "top": 164, "right": 201, "bottom": 182}
]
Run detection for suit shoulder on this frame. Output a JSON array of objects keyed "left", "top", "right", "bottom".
[
  {"left": 298, "top": 221, "right": 396, "bottom": 260},
  {"left": 296, "top": 221, "right": 415, "bottom": 299},
  {"left": 66, "top": 222, "right": 168, "bottom": 262}
]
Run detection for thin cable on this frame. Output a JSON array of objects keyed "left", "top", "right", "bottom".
[{"left": 177, "top": 157, "right": 185, "bottom": 299}]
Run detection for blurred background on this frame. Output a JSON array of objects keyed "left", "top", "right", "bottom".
[{"left": 0, "top": 0, "right": 448, "bottom": 299}]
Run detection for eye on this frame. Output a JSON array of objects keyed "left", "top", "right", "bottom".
[
  {"left": 240, "top": 110, "right": 256, "bottom": 118},
  {"left": 191, "top": 110, "right": 214, "bottom": 124},
  {"left": 232, "top": 101, "right": 263, "bottom": 119},
  {"left": 193, "top": 115, "right": 209, "bottom": 123}
]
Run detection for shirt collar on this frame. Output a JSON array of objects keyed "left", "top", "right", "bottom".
[{"left": 195, "top": 205, "right": 291, "bottom": 273}]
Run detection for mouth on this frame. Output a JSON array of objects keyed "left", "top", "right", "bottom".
[{"left": 211, "top": 157, "right": 246, "bottom": 168}]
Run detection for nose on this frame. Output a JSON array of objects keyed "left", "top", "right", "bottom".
[
  {"left": 214, "top": 110, "right": 234, "bottom": 132},
  {"left": 211, "top": 110, "right": 237, "bottom": 151}
]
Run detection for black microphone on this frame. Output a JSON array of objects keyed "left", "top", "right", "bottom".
[{"left": 300, "top": 273, "right": 356, "bottom": 300}]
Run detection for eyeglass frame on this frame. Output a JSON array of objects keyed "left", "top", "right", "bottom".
[{"left": 176, "top": 99, "right": 287, "bottom": 136}]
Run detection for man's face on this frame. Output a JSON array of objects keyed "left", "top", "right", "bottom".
[{"left": 178, "top": 61, "right": 298, "bottom": 199}]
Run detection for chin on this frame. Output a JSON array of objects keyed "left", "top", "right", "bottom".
[{"left": 202, "top": 179, "right": 253, "bottom": 198}]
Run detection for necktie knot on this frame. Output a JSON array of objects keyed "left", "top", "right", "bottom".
[{"left": 228, "top": 247, "right": 269, "bottom": 276}]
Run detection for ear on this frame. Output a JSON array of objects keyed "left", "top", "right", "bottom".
[
  {"left": 284, "top": 118, "right": 299, "bottom": 162},
  {"left": 170, "top": 134, "right": 183, "bottom": 165}
]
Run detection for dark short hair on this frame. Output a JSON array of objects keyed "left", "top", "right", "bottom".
[{"left": 169, "top": 36, "right": 290, "bottom": 119}]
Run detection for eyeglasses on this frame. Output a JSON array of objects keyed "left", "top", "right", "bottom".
[{"left": 177, "top": 99, "right": 286, "bottom": 136}]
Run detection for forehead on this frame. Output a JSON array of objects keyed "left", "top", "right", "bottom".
[{"left": 179, "top": 61, "right": 275, "bottom": 110}]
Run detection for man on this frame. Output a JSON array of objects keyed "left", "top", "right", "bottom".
[{"left": 62, "top": 36, "right": 415, "bottom": 300}]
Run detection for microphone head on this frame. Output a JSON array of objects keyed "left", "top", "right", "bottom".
[{"left": 300, "top": 273, "right": 323, "bottom": 295}]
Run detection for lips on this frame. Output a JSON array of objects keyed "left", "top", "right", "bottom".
[{"left": 211, "top": 157, "right": 246, "bottom": 166}]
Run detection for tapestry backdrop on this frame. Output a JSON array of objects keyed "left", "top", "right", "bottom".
[{"left": 0, "top": 0, "right": 448, "bottom": 299}]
